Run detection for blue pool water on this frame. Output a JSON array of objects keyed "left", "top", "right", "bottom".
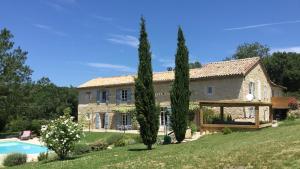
[{"left": 0, "top": 141, "right": 48, "bottom": 154}]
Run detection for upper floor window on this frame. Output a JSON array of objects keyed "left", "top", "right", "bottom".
[
  {"left": 116, "top": 88, "right": 131, "bottom": 103},
  {"left": 207, "top": 86, "right": 213, "bottom": 96},
  {"left": 102, "top": 90, "right": 107, "bottom": 102},
  {"left": 86, "top": 91, "right": 92, "bottom": 101},
  {"left": 121, "top": 90, "right": 128, "bottom": 101},
  {"left": 96, "top": 89, "right": 109, "bottom": 103},
  {"left": 249, "top": 82, "right": 255, "bottom": 98}
]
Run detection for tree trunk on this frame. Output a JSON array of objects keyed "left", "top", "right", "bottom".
[{"left": 147, "top": 144, "right": 152, "bottom": 150}]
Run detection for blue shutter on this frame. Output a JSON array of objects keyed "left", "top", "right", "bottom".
[
  {"left": 126, "top": 113, "right": 131, "bottom": 125},
  {"left": 96, "top": 90, "right": 101, "bottom": 103},
  {"left": 115, "top": 113, "right": 121, "bottom": 128},
  {"left": 95, "top": 113, "right": 100, "bottom": 129},
  {"left": 104, "top": 112, "right": 109, "bottom": 129},
  {"left": 106, "top": 90, "right": 109, "bottom": 102},
  {"left": 127, "top": 88, "right": 131, "bottom": 102},
  {"left": 116, "top": 89, "right": 121, "bottom": 104}
]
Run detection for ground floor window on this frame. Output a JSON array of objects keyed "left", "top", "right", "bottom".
[
  {"left": 121, "top": 114, "right": 129, "bottom": 125},
  {"left": 160, "top": 107, "right": 168, "bottom": 126}
]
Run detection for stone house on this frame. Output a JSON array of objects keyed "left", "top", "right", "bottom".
[{"left": 77, "top": 57, "right": 285, "bottom": 131}]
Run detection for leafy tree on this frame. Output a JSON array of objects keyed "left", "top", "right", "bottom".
[
  {"left": 134, "top": 17, "right": 159, "bottom": 150},
  {"left": 0, "top": 28, "right": 78, "bottom": 132},
  {"left": 231, "top": 42, "right": 270, "bottom": 60},
  {"left": 0, "top": 28, "right": 32, "bottom": 131},
  {"left": 189, "top": 61, "right": 202, "bottom": 69},
  {"left": 170, "top": 27, "right": 190, "bottom": 143},
  {"left": 263, "top": 52, "right": 300, "bottom": 92}
]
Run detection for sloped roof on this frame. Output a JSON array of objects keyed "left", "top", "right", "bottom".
[{"left": 78, "top": 57, "right": 260, "bottom": 88}]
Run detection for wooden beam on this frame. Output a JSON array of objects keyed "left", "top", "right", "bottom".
[
  {"left": 202, "top": 124, "right": 257, "bottom": 129},
  {"left": 199, "top": 100, "right": 272, "bottom": 107},
  {"left": 200, "top": 106, "right": 204, "bottom": 126},
  {"left": 220, "top": 106, "right": 224, "bottom": 121},
  {"left": 255, "top": 106, "right": 259, "bottom": 128}
]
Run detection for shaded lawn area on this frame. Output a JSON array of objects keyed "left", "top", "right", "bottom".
[
  {"left": 80, "top": 132, "right": 141, "bottom": 144},
  {"left": 13, "top": 120, "right": 300, "bottom": 169}
]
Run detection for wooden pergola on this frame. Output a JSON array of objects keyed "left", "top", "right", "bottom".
[{"left": 196, "top": 100, "right": 273, "bottom": 131}]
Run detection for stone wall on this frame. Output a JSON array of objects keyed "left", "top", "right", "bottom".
[{"left": 78, "top": 63, "right": 275, "bottom": 129}]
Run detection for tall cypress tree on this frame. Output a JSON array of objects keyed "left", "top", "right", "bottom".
[
  {"left": 134, "top": 17, "right": 159, "bottom": 150},
  {"left": 170, "top": 27, "right": 190, "bottom": 143}
]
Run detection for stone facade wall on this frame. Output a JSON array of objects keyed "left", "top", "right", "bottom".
[
  {"left": 242, "top": 63, "right": 272, "bottom": 121},
  {"left": 78, "top": 63, "right": 275, "bottom": 129}
]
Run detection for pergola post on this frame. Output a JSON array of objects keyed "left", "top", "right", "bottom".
[
  {"left": 195, "top": 107, "right": 200, "bottom": 131},
  {"left": 255, "top": 106, "right": 259, "bottom": 128},
  {"left": 200, "top": 105, "right": 203, "bottom": 128},
  {"left": 220, "top": 106, "right": 224, "bottom": 121}
]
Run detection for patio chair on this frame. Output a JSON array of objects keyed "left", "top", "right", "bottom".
[{"left": 20, "top": 130, "right": 31, "bottom": 140}]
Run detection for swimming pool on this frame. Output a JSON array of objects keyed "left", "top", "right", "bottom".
[{"left": 0, "top": 141, "right": 48, "bottom": 154}]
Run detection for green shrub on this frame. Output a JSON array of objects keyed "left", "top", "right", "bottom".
[
  {"left": 203, "top": 108, "right": 218, "bottom": 124},
  {"left": 222, "top": 127, "right": 232, "bottom": 135},
  {"left": 287, "top": 114, "right": 296, "bottom": 121},
  {"left": 163, "top": 135, "right": 172, "bottom": 144},
  {"left": 0, "top": 132, "right": 19, "bottom": 139},
  {"left": 73, "top": 144, "right": 91, "bottom": 155},
  {"left": 37, "top": 152, "right": 48, "bottom": 161},
  {"left": 131, "top": 134, "right": 143, "bottom": 143},
  {"left": 114, "top": 138, "right": 127, "bottom": 147},
  {"left": 89, "top": 140, "right": 108, "bottom": 151},
  {"left": 114, "top": 136, "right": 136, "bottom": 147},
  {"left": 30, "top": 119, "right": 48, "bottom": 136},
  {"left": 190, "top": 123, "right": 197, "bottom": 134},
  {"left": 106, "top": 134, "right": 124, "bottom": 145},
  {"left": 3, "top": 153, "right": 27, "bottom": 167},
  {"left": 6, "top": 116, "right": 30, "bottom": 132}
]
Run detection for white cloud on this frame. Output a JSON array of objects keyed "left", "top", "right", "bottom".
[
  {"left": 271, "top": 46, "right": 300, "bottom": 53},
  {"left": 87, "top": 62, "right": 135, "bottom": 72},
  {"left": 107, "top": 34, "right": 139, "bottom": 48},
  {"left": 92, "top": 15, "right": 113, "bottom": 22},
  {"left": 33, "top": 24, "right": 68, "bottom": 37},
  {"left": 116, "top": 25, "right": 137, "bottom": 32},
  {"left": 225, "top": 20, "right": 300, "bottom": 31},
  {"left": 157, "top": 58, "right": 174, "bottom": 68}
]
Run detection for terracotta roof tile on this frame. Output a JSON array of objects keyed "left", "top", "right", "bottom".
[{"left": 78, "top": 57, "right": 260, "bottom": 88}]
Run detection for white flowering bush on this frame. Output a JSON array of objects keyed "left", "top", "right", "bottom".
[{"left": 41, "top": 113, "right": 83, "bottom": 160}]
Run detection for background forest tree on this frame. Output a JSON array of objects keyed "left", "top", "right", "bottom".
[{"left": 0, "top": 28, "right": 77, "bottom": 132}]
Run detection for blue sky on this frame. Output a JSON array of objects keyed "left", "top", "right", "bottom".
[{"left": 1, "top": 0, "right": 300, "bottom": 86}]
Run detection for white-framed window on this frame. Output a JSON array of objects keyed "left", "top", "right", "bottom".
[
  {"left": 249, "top": 82, "right": 255, "bottom": 98},
  {"left": 207, "top": 86, "right": 213, "bottom": 96},
  {"left": 121, "top": 90, "right": 128, "bottom": 101}
]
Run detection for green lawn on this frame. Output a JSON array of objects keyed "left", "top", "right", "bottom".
[{"left": 12, "top": 120, "right": 300, "bottom": 169}]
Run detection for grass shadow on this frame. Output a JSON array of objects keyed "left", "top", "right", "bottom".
[{"left": 128, "top": 148, "right": 152, "bottom": 151}]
